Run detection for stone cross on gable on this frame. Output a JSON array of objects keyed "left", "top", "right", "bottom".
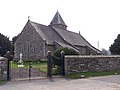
[{"left": 28, "top": 16, "right": 30, "bottom": 20}]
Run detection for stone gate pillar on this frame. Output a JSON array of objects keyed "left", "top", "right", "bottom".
[
  {"left": 47, "top": 51, "right": 52, "bottom": 78},
  {"left": 60, "top": 51, "right": 65, "bottom": 76},
  {"left": 0, "top": 57, "right": 8, "bottom": 81}
]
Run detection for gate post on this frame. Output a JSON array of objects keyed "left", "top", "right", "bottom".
[
  {"left": 29, "top": 61, "right": 32, "bottom": 80},
  {"left": 0, "top": 57, "right": 8, "bottom": 81},
  {"left": 7, "top": 59, "right": 10, "bottom": 81},
  {"left": 60, "top": 51, "right": 65, "bottom": 76},
  {"left": 5, "top": 51, "right": 13, "bottom": 81},
  {"left": 47, "top": 51, "right": 52, "bottom": 78}
]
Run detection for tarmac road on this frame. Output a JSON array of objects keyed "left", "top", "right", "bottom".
[{"left": 0, "top": 75, "right": 120, "bottom": 90}]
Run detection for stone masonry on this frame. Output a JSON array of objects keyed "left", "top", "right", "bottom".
[
  {"left": 0, "top": 57, "right": 8, "bottom": 80},
  {"left": 65, "top": 55, "right": 120, "bottom": 74},
  {"left": 14, "top": 21, "right": 46, "bottom": 61}
]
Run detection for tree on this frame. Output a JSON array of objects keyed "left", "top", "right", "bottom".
[
  {"left": 0, "top": 33, "right": 12, "bottom": 56},
  {"left": 110, "top": 34, "right": 120, "bottom": 55}
]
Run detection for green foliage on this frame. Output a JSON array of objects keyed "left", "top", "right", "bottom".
[
  {"left": 0, "top": 33, "right": 12, "bottom": 56},
  {"left": 52, "top": 48, "right": 79, "bottom": 66},
  {"left": 66, "top": 70, "right": 120, "bottom": 79},
  {"left": 110, "top": 34, "right": 120, "bottom": 54}
]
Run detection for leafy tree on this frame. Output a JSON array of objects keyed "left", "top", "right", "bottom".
[
  {"left": 110, "top": 34, "right": 120, "bottom": 55},
  {"left": 0, "top": 33, "right": 12, "bottom": 56}
]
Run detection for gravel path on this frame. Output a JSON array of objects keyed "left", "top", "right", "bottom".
[{"left": 0, "top": 75, "right": 120, "bottom": 90}]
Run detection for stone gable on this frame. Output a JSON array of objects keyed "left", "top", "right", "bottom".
[{"left": 14, "top": 21, "right": 45, "bottom": 61}]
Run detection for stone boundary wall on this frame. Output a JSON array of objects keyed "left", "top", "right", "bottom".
[
  {"left": 0, "top": 57, "right": 8, "bottom": 80},
  {"left": 65, "top": 55, "right": 120, "bottom": 74}
]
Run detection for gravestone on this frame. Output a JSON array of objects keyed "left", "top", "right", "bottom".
[{"left": 18, "top": 53, "right": 24, "bottom": 67}]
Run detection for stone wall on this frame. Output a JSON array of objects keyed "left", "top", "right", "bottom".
[
  {"left": 0, "top": 57, "right": 8, "bottom": 80},
  {"left": 65, "top": 55, "right": 120, "bottom": 74}
]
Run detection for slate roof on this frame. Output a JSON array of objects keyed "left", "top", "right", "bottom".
[
  {"left": 26, "top": 11, "right": 101, "bottom": 54},
  {"left": 50, "top": 11, "right": 67, "bottom": 26},
  {"left": 52, "top": 27, "right": 101, "bottom": 53},
  {"left": 30, "top": 21, "right": 64, "bottom": 44},
  {"left": 55, "top": 41, "right": 79, "bottom": 52},
  {"left": 28, "top": 21, "right": 101, "bottom": 54}
]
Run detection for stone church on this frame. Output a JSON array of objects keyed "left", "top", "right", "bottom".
[{"left": 14, "top": 11, "right": 101, "bottom": 60}]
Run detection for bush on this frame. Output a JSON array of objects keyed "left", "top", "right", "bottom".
[{"left": 52, "top": 48, "right": 79, "bottom": 66}]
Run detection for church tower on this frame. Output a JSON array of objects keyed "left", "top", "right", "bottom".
[{"left": 49, "top": 11, "right": 67, "bottom": 30}]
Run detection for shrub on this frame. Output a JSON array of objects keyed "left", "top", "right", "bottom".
[{"left": 52, "top": 48, "right": 79, "bottom": 66}]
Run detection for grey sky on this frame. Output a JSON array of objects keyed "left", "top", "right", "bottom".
[{"left": 0, "top": 0, "right": 120, "bottom": 50}]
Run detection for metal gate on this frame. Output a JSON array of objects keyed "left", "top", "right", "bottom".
[
  {"left": 9, "top": 51, "right": 65, "bottom": 81},
  {"left": 10, "top": 60, "right": 47, "bottom": 81}
]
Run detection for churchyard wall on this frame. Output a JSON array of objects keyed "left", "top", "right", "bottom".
[
  {"left": 0, "top": 57, "right": 8, "bottom": 80},
  {"left": 65, "top": 55, "right": 120, "bottom": 74}
]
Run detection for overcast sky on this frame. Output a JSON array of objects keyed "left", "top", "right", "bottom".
[{"left": 0, "top": 0, "right": 120, "bottom": 50}]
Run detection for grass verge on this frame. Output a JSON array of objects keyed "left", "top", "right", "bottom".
[
  {"left": 66, "top": 70, "right": 120, "bottom": 79},
  {"left": 0, "top": 80, "right": 6, "bottom": 85}
]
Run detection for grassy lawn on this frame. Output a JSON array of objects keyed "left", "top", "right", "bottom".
[
  {"left": 10, "top": 61, "right": 48, "bottom": 73},
  {"left": 10, "top": 61, "right": 58, "bottom": 74},
  {"left": 31, "top": 61, "right": 47, "bottom": 73},
  {"left": 66, "top": 70, "right": 120, "bottom": 79}
]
